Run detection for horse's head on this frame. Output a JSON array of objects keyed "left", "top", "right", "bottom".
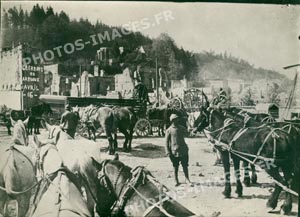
[
  {"left": 90, "top": 158, "right": 124, "bottom": 216},
  {"left": 32, "top": 134, "right": 62, "bottom": 176},
  {"left": 207, "top": 107, "right": 226, "bottom": 132},
  {"left": 11, "top": 118, "right": 29, "bottom": 146},
  {"left": 193, "top": 109, "right": 209, "bottom": 132},
  {"left": 41, "top": 120, "right": 62, "bottom": 144}
]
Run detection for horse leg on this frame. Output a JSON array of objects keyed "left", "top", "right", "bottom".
[
  {"left": 92, "top": 127, "right": 97, "bottom": 141},
  {"left": 35, "top": 119, "right": 40, "bottom": 134},
  {"left": 113, "top": 133, "right": 118, "bottom": 153},
  {"left": 220, "top": 150, "right": 231, "bottom": 198},
  {"left": 232, "top": 156, "right": 243, "bottom": 197},
  {"left": 280, "top": 167, "right": 293, "bottom": 214},
  {"left": 107, "top": 133, "right": 114, "bottom": 155},
  {"left": 128, "top": 125, "right": 135, "bottom": 152},
  {"left": 266, "top": 166, "right": 284, "bottom": 209},
  {"left": 250, "top": 164, "right": 257, "bottom": 184},
  {"left": 242, "top": 161, "right": 251, "bottom": 187},
  {"left": 119, "top": 128, "right": 129, "bottom": 151},
  {"left": 87, "top": 126, "right": 92, "bottom": 140},
  {"left": 6, "top": 123, "right": 11, "bottom": 136}
]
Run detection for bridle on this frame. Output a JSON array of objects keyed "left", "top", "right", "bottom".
[
  {"left": 96, "top": 160, "right": 178, "bottom": 217},
  {"left": 32, "top": 145, "right": 94, "bottom": 217},
  {"left": 30, "top": 167, "right": 89, "bottom": 217}
]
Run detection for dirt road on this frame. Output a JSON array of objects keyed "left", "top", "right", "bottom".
[{"left": 0, "top": 127, "right": 298, "bottom": 217}]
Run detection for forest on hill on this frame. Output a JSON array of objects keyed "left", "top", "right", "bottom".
[{"left": 1, "top": 4, "right": 290, "bottom": 87}]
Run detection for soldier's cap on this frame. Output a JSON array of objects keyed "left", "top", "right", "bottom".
[{"left": 170, "top": 114, "right": 179, "bottom": 122}]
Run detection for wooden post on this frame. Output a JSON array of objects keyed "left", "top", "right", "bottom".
[
  {"left": 156, "top": 57, "right": 159, "bottom": 105},
  {"left": 79, "top": 65, "right": 82, "bottom": 97}
]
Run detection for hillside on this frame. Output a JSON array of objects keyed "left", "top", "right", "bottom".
[
  {"left": 1, "top": 4, "right": 290, "bottom": 92},
  {"left": 195, "top": 51, "right": 289, "bottom": 83}
]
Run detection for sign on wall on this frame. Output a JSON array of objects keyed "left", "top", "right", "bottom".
[{"left": 22, "top": 65, "right": 44, "bottom": 109}]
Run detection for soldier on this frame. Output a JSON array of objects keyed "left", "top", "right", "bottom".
[
  {"left": 133, "top": 80, "right": 151, "bottom": 105},
  {"left": 60, "top": 104, "right": 80, "bottom": 138},
  {"left": 165, "top": 114, "right": 192, "bottom": 186}
]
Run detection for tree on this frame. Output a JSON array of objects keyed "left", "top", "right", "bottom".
[{"left": 2, "top": 10, "right": 9, "bottom": 28}]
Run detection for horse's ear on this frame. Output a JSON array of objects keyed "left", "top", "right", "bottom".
[
  {"left": 23, "top": 116, "right": 29, "bottom": 127},
  {"left": 91, "top": 157, "right": 102, "bottom": 170},
  {"left": 32, "top": 134, "right": 42, "bottom": 148},
  {"left": 41, "top": 119, "right": 51, "bottom": 131}
]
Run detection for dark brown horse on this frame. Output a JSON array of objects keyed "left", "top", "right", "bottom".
[
  {"left": 76, "top": 105, "right": 137, "bottom": 154},
  {"left": 90, "top": 159, "right": 197, "bottom": 217},
  {"left": 194, "top": 108, "right": 299, "bottom": 215},
  {"left": 113, "top": 106, "right": 137, "bottom": 152},
  {"left": 146, "top": 106, "right": 189, "bottom": 136},
  {"left": 75, "top": 105, "right": 118, "bottom": 155},
  {"left": 10, "top": 103, "right": 52, "bottom": 135}
]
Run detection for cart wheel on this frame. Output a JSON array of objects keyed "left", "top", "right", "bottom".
[
  {"left": 169, "top": 97, "right": 183, "bottom": 110},
  {"left": 150, "top": 119, "right": 161, "bottom": 134},
  {"left": 135, "top": 118, "right": 151, "bottom": 137}
]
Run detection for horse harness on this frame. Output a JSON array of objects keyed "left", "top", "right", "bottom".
[
  {"left": 205, "top": 112, "right": 299, "bottom": 196},
  {"left": 98, "top": 161, "right": 176, "bottom": 217},
  {"left": 34, "top": 143, "right": 100, "bottom": 214},
  {"left": 0, "top": 145, "right": 40, "bottom": 196},
  {"left": 31, "top": 167, "right": 89, "bottom": 217}
]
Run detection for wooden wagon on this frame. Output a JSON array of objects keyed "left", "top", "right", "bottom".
[{"left": 39, "top": 95, "right": 165, "bottom": 137}]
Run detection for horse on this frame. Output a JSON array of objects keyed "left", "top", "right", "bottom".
[
  {"left": 28, "top": 102, "right": 52, "bottom": 135},
  {"left": 112, "top": 106, "right": 137, "bottom": 152},
  {"left": 40, "top": 121, "right": 103, "bottom": 216},
  {"left": 0, "top": 118, "right": 36, "bottom": 217},
  {"left": 90, "top": 159, "right": 197, "bottom": 217},
  {"left": 74, "top": 105, "right": 117, "bottom": 155},
  {"left": 194, "top": 107, "right": 299, "bottom": 214},
  {"left": 10, "top": 102, "right": 52, "bottom": 135},
  {"left": 0, "top": 105, "right": 12, "bottom": 135},
  {"left": 31, "top": 135, "right": 92, "bottom": 217},
  {"left": 229, "top": 107, "right": 275, "bottom": 123},
  {"left": 146, "top": 106, "right": 189, "bottom": 136},
  {"left": 76, "top": 105, "right": 137, "bottom": 154}
]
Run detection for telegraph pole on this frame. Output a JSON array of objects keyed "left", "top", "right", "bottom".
[
  {"left": 155, "top": 57, "right": 159, "bottom": 105},
  {"left": 79, "top": 65, "right": 82, "bottom": 97}
]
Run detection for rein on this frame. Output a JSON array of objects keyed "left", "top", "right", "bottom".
[
  {"left": 205, "top": 113, "right": 299, "bottom": 197},
  {"left": 31, "top": 167, "right": 89, "bottom": 217},
  {"left": 99, "top": 162, "right": 177, "bottom": 217}
]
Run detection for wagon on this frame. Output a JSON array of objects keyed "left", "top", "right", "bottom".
[{"left": 39, "top": 95, "right": 159, "bottom": 137}]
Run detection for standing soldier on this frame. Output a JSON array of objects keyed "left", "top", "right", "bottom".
[
  {"left": 60, "top": 104, "right": 80, "bottom": 138},
  {"left": 165, "top": 114, "right": 192, "bottom": 186}
]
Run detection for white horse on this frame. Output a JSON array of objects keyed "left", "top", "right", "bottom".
[
  {"left": 0, "top": 118, "right": 36, "bottom": 217},
  {"left": 40, "top": 121, "right": 102, "bottom": 216},
  {"left": 31, "top": 135, "right": 91, "bottom": 217}
]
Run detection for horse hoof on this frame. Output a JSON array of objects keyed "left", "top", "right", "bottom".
[
  {"left": 266, "top": 199, "right": 277, "bottom": 209},
  {"left": 235, "top": 190, "right": 243, "bottom": 197},
  {"left": 222, "top": 191, "right": 231, "bottom": 198},
  {"left": 280, "top": 204, "right": 292, "bottom": 215},
  {"left": 243, "top": 178, "right": 251, "bottom": 187}
]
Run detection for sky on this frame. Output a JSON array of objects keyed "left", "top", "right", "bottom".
[{"left": 2, "top": 1, "right": 300, "bottom": 79}]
